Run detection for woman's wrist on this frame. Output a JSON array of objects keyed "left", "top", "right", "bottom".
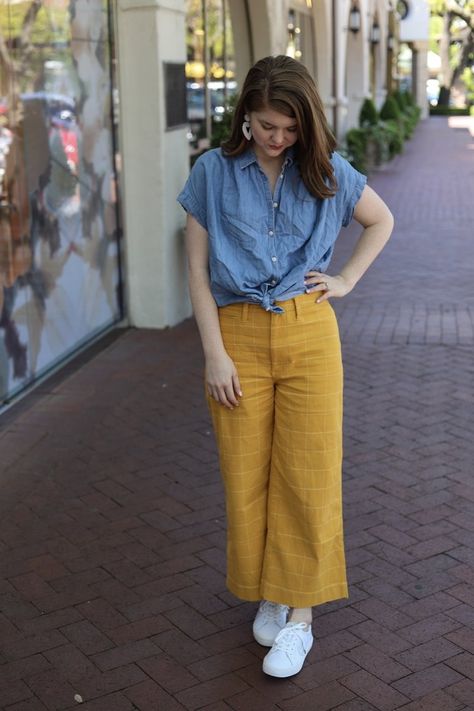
[
  {"left": 336, "top": 272, "right": 357, "bottom": 291},
  {"left": 203, "top": 344, "right": 228, "bottom": 360}
]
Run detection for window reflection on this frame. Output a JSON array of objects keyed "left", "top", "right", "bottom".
[
  {"left": 185, "top": 0, "right": 237, "bottom": 154},
  {"left": 287, "top": 9, "right": 302, "bottom": 60},
  {"left": 286, "top": 6, "right": 316, "bottom": 73},
  {"left": 0, "top": 0, "right": 121, "bottom": 403}
]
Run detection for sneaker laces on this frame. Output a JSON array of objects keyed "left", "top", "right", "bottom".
[
  {"left": 259, "top": 601, "right": 289, "bottom": 622},
  {"left": 271, "top": 622, "right": 310, "bottom": 654}
]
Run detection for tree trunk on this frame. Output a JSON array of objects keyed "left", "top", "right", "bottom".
[
  {"left": 450, "top": 32, "right": 474, "bottom": 91},
  {"left": 438, "top": 86, "right": 451, "bottom": 105},
  {"left": 438, "top": 11, "right": 453, "bottom": 105}
]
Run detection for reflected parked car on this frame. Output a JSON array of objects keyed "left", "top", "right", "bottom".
[
  {"left": 187, "top": 80, "right": 237, "bottom": 145},
  {"left": 187, "top": 80, "right": 237, "bottom": 120}
]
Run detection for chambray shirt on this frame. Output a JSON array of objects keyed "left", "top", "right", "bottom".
[{"left": 177, "top": 147, "right": 367, "bottom": 313}]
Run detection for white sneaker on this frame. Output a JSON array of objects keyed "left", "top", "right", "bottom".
[
  {"left": 262, "top": 621, "right": 314, "bottom": 677},
  {"left": 252, "top": 600, "right": 289, "bottom": 646}
]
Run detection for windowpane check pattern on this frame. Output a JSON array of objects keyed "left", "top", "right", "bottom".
[{"left": 208, "top": 292, "right": 347, "bottom": 607}]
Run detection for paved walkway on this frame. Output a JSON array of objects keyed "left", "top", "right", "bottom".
[{"left": 0, "top": 117, "right": 473, "bottom": 711}]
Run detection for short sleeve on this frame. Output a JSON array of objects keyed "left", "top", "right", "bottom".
[
  {"left": 177, "top": 155, "right": 208, "bottom": 230},
  {"left": 333, "top": 153, "right": 367, "bottom": 227}
]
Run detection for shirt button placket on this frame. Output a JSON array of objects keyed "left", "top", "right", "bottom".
[
  {"left": 270, "top": 197, "right": 278, "bottom": 236},
  {"left": 269, "top": 170, "right": 283, "bottom": 287}
]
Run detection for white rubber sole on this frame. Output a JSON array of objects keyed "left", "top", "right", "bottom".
[
  {"left": 262, "top": 636, "right": 314, "bottom": 677},
  {"left": 252, "top": 627, "right": 279, "bottom": 647}
]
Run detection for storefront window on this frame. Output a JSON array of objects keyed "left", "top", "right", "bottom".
[
  {"left": 398, "top": 42, "right": 413, "bottom": 92},
  {"left": 286, "top": 6, "right": 316, "bottom": 73},
  {"left": 185, "top": 0, "right": 237, "bottom": 153},
  {"left": 0, "top": 1, "right": 122, "bottom": 405},
  {"left": 287, "top": 9, "right": 302, "bottom": 60}
]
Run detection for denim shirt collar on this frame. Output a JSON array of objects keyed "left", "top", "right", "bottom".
[{"left": 237, "top": 146, "right": 295, "bottom": 170}]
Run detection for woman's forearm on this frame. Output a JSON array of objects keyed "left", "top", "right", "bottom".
[
  {"left": 184, "top": 214, "right": 228, "bottom": 360},
  {"left": 338, "top": 214, "right": 394, "bottom": 288},
  {"left": 185, "top": 215, "right": 241, "bottom": 408},
  {"left": 188, "top": 267, "right": 227, "bottom": 359}
]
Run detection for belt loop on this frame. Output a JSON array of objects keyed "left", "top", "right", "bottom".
[
  {"left": 242, "top": 302, "right": 249, "bottom": 321},
  {"left": 293, "top": 296, "right": 301, "bottom": 320}
]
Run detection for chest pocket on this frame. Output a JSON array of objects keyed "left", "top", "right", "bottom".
[
  {"left": 220, "top": 212, "right": 260, "bottom": 252},
  {"left": 269, "top": 175, "right": 314, "bottom": 241},
  {"left": 221, "top": 170, "right": 267, "bottom": 219}
]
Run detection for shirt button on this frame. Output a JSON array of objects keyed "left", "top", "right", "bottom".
[
  {"left": 268, "top": 230, "right": 274, "bottom": 236},
  {"left": 273, "top": 202, "right": 278, "bottom": 208},
  {"left": 271, "top": 256, "right": 277, "bottom": 262},
  {"left": 271, "top": 279, "right": 276, "bottom": 285}
]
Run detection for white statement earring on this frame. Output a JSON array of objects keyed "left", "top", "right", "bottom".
[{"left": 242, "top": 114, "right": 252, "bottom": 141}]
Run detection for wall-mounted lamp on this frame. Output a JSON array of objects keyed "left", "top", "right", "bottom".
[
  {"left": 288, "top": 8, "right": 296, "bottom": 32},
  {"left": 349, "top": 4, "right": 361, "bottom": 34},
  {"left": 371, "top": 18, "right": 381, "bottom": 45}
]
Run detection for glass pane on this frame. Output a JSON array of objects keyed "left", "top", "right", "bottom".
[
  {"left": 0, "top": 0, "right": 121, "bottom": 404},
  {"left": 70, "top": 0, "right": 109, "bottom": 42},
  {"left": 186, "top": 0, "right": 238, "bottom": 153},
  {"left": 287, "top": 8, "right": 315, "bottom": 65},
  {"left": 398, "top": 42, "right": 413, "bottom": 92}
]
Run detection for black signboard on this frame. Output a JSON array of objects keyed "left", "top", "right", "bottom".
[{"left": 164, "top": 62, "right": 187, "bottom": 129}]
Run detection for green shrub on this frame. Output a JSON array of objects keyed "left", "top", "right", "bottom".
[
  {"left": 392, "top": 90, "right": 408, "bottom": 112},
  {"left": 210, "top": 93, "right": 238, "bottom": 148},
  {"left": 380, "top": 96, "right": 402, "bottom": 121},
  {"left": 344, "top": 90, "right": 422, "bottom": 174},
  {"left": 381, "top": 95, "right": 416, "bottom": 139},
  {"left": 359, "top": 98, "right": 378, "bottom": 127},
  {"left": 345, "top": 128, "right": 367, "bottom": 173},
  {"left": 400, "top": 112, "right": 415, "bottom": 139},
  {"left": 402, "top": 104, "right": 422, "bottom": 137},
  {"left": 365, "top": 124, "right": 391, "bottom": 165},
  {"left": 429, "top": 105, "right": 470, "bottom": 116},
  {"left": 382, "top": 119, "right": 404, "bottom": 157}
]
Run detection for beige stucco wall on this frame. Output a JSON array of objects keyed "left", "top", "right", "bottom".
[{"left": 116, "top": 0, "right": 191, "bottom": 328}]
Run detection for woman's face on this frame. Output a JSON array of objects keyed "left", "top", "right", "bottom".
[{"left": 248, "top": 107, "right": 298, "bottom": 161}]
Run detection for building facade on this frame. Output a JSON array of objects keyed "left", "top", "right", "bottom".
[{"left": 0, "top": 0, "right": 428, "bottom": 406}]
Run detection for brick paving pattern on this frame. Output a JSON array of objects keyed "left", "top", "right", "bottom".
[{"left": 0, "top": 116, "right": 473, "bottom": 710}]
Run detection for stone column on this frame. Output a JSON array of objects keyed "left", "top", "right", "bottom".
[
  {"left": 412, "top": 39, "right": 429, "bottom": 119},
  {"left": 116, "top": 0, "right": 191, "bottom": 328}
]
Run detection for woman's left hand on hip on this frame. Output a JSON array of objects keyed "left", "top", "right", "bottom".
[{"left": 304, "top": 272, "right": 353, "bottom": 303}]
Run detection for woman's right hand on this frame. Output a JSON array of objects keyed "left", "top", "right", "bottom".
[{"left": 206, "top": 352, "right": 242, "bottom": 409}]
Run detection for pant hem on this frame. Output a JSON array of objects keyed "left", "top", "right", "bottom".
[{"left": 227, "top": 580, "right": 349, "bottom": 608}]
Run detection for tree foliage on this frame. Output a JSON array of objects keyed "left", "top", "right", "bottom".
[
  {"left": 429, "top": 0, "right": 474, "bottom": 105},
  {"left": 0, "top": 2, "right": 71, "bottom": 107}
]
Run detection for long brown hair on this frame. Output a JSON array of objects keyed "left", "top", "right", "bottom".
[{"left": 222, "top": 55, "right": 337, "bottom": 199}]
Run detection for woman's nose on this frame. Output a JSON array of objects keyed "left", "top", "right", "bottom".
[{"left": 271, "top": 128, "right": 284, "bottom": 143}]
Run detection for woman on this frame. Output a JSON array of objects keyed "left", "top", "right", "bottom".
[{"left": 178, "top": 55, "right": 393, "bottom": 678}]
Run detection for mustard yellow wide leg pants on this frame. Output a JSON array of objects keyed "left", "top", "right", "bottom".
[{"left": 207, "top": 292, "right": 348, "bottom": 608}]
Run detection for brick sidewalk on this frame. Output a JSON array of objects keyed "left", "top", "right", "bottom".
[{"left": 0, "top": 117, "right": 473, "bottom": 710}]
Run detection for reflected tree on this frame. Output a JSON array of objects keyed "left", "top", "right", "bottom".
[{"left": 430, "top": 0, "right": 474, "bottom": 105}]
